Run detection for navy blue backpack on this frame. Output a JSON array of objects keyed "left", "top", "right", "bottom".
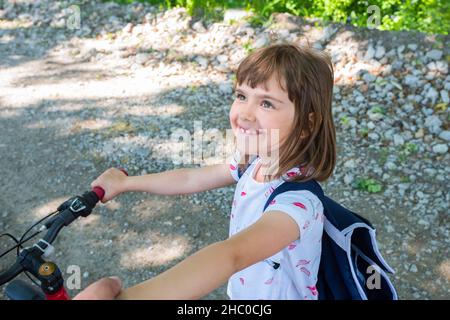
[{"left": 261, "top": 179, "right": 398, "bottom": 300}]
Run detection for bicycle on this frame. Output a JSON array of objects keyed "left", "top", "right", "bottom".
[{"left": 0, "top": 169, "right": 128, "bottom": 300}]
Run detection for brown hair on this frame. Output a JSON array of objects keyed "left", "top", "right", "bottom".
[{"left": 234, "top": 42, "right": 336, "bottom": 182}]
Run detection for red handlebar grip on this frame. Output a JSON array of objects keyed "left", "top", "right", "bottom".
[
  {"left": 91, "top": 168, "right": 128, "bottom": 201},
  {"left": 92, "top": 186, "right": 105, "bottom": 200}
]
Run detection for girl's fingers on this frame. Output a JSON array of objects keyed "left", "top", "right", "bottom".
[{"left": 73, "top": 277, "right": 122, "bottom": 300}]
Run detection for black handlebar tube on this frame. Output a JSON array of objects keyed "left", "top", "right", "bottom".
[{"left": 0, "top": 262, "right": 23, "bottom": 285}]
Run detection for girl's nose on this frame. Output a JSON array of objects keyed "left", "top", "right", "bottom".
[{"left": 239, "top": 103, "right": 256, "bottom": 122}]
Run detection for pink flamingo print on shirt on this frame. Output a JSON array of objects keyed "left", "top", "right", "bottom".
[
  {"left": 293, "top": 202, "right": 307, "bottom": 210},
  {"left": 269, "top": 199, "right": 276, "bottom": 205},
  {"left": 300, "top": 267, "right": 311, "bottom": 277},
  {"left": 307, "top": 285, "right": 318, "bottom": 296},
  {"left": 296, "top": 259, "right": 310, "bottom": 267},
  {"left": 264, "top": 186, "right": 275, "bottom": 198},
  {"left": 287, "top": 243, "right": 297, "bottom": 250},
  {"left": 241, "top": 191, "right": 246, "bottom": 196},
  {"left": 230, "top": 164, "right": 236, "bottom": 171},
  {"left": 264, "top": 277, "right": 274, "bottom": 285},
  {"left": 239, "top": 277, "right": 245, "bottom": 285}
]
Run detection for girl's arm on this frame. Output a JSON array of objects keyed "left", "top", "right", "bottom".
[
  {"left": 124, "top": 163, "right": 236, "bottom": 195},
  {"left": 91, "top": 163, "right": 236, "bottom": 202},
  {"left": 116, "top": 210, "right": 300, "bottom": 299}
]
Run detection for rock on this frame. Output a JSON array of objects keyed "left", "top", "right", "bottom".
[
  {"left": 135, "top": 53, "right": 150, "bottom": 65},
  {"left": 424, "top": 115, "right": 442, "bottom": 134},
  {"left": 192, "top": 20, "right": 206, "bottom": 32},
  {"left": 415, "top": 128, "right": 424, "bottom": 138},
  {"left": 363, "top": 73, "right": 376, "bottom": 83},
  {"left": 321, "top": 25, "right": 337, "bottom": 43},
  {"left": 368, "top": 111, "right": 384, "bottom": 121},
  {"left": 344, "top": 159, "right": 357, "bottom": 169},
  {"left": 391, "top": 60, "right": 403, "bottom": 71},
  {"left": 440, "top": 90, "right": 449, "bottom": 104},
  {"left": 408, "top": 44, "right": 418, "bottom": 51},
  {"left": 223, "top": 9, "right": 252, "bottom": 23},
  {"left": 425, "top": 87, "right": 439, "bottom": 104},
  {"left": 427, "top": 61, "right": 448, "bottom": 75},
  {"left": 312, "top": 42, "right": 323, "bottom": 50},
  {"left": 404, "top": 75, "right": 419, "bottom": 88},
  {"left": 368, "top": 132, "right": 380, "bottom": 141},
  {"left": 375, "top": 45, "right": 385, "bottom": 59},
  {"left": 403, "top": 103, "right": 414, "bottom": 113},
  {"left": 276, "top": 29, "right": 290, "bottom": 39},
  {"left": 426, "top": 49, "right": 443, "bottom": 61},
  {"left": 424, "top": 168, "right": 436, "bottom": 176},
  {"left": 344, "top": 174, "right": 354, "bottom": 185},
  {"left": 123, "top": 22, "right": 134, "bottom": 33},
  {"left": 195, "top": 55, "right": 208, "bottom": 68},
  {"left": 219, "top": 82, "right": 233, "bottom": 95},
  {"left": 409, "top": 264, "right": 418, "bottom": 273},
  {"left": 385, "top": 162, "right": 396, "bottom": 171},
  {"left": 393, "top": 134, "right": 405, "bottom": 146},
  {"left": 253, "top": 34, "right": 269, "bottom": 49},
  {"left": 432, "top": 144, "right": 448, "bottom": 154},
  {"left": 136, "top": 148, "right": 150, "bottom": 159},
  {"left": 438, "top": 131, "right": 450, "bottom": 141},
  {"left": 216, "top": 54, "right": 228, "bottom": 64},
  {"left": 364, "top": 45, "right": 375, "bottom": 60},
  {"left": 271, "top": 13, "right": 301, "bottom": 32}
]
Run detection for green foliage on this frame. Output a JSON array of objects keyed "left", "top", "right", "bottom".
[
  {"left": 397, "top": 142, "right": 419, "bottom": 163},
  {"left": 359, "top": 127, "right": 369, "bottom": 138},
  {"left": 370, "top": 105, "right": 386, "bottom": 114},
  {"left": 354, "top": 177, "right": 383, "bottom": 193},
  {"left": 108, "top": 0, "right": 449, "bottom": 34}
]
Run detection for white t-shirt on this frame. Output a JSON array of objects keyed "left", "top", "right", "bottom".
[{"left": 227, "top": 152, "right": 324, "bottom": 300}]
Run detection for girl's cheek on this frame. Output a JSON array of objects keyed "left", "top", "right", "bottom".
[{"left": 229, "top": 106, "right": 238, "bottom": 126}]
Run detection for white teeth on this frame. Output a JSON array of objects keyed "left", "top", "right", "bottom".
[{"left": 239, "top": 127, "right": 259, "bottom": 135}]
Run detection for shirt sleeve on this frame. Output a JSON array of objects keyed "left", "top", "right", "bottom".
[{"left": 263, "top": 190, "right": 324, "bottom": 240}]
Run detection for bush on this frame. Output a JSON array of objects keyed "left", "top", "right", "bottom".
[{"left": 108, "top": 0, "right": 449, "bottom": 34}]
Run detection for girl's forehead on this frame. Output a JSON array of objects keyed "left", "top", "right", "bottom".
[{"left": 238, "top": 75, "right": 287, "bottom": 94}]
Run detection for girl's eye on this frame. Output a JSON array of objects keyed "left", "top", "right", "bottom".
[
  {"left": 262, "top": 100, "right": 274, "bottom": 109},
  {"left": 236, "top": 93, "right": 245, "bottom": 101}
]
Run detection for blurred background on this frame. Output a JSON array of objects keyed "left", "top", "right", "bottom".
[{"left": 0, "top": 0, "right": 449, "bottom": 300}]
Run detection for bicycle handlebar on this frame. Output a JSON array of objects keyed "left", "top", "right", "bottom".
[
  {"left": 0, "top": 262, "right": 23, "bottom": 286},
  {"left": 0, "top": 168, "right": 128, "bottom": 287}
]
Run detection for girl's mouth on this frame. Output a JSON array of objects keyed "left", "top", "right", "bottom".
[{"left": 238, "top": 126, "right": 260, "bottom": 135}]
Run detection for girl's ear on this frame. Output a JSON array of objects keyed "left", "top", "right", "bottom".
[{"left": 299, "top": 113, "right": 315, "bottom": 139}]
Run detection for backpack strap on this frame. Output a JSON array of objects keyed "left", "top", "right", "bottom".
[{"left": 263, "top": 179, "right": 325, "bottom": 212}]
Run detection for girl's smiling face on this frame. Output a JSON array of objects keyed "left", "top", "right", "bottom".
[{"left": 229, "top": 74, "right": 296, "bottom": 157}]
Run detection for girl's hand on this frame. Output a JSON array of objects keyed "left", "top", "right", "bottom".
[
  {"left": 73, "top": 277, "right": 122, "bottom": 300},
  {"left": 90, "top": 168, "right": 129, "bottom": 203}
]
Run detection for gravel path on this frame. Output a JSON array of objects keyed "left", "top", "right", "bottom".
[{"left": 0, "top": 1, "right": 449, "bottom": 300}]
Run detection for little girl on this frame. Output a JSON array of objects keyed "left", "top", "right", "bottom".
[{"left": 75, "top": 42, "right": 336, "bottom": 300}]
